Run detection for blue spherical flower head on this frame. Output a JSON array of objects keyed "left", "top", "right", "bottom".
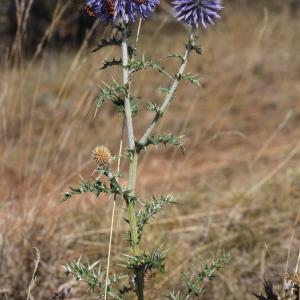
[
  {"left": 85, "top": 0, "right": 160, "bottom": 24},
  {"left": 113, "top": 0, "right": 160, "bottom": 23},
  {"left": 172, "top": 0, "right": 223, "bottom": 28},
  {"left": 85, "top": 0, "right": 115, "bottom": 23},
  {"left": 130, "top": 0, "right": 160, "bottom": 21}
]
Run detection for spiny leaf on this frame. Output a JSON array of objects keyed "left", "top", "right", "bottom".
[
  {"left": 253, "top": 280, "right": 280, "bottom": 300},
  {"left": 64, "top": 259, "right": 127, "bottom": 297},
  {"left": 178, "top": 73, "right": 200, "bottom": 86},
  {"left": 147, "top": 102, "right": 162, "bottom": 115},
  {"left": 96, "top": 81, "right": 129, "bottom": 110},
  {"left": 113, "top": 96, "right": 140, "bottom": 117},
  {"left": 64, "top": 258, "right": 103, "bottom": 291},
  {"left": 160, "top": 87, "right": 171, "bottom": 94},
  {"left": 167, "top": 53, "right": 185, "bottom": 64},
  {"left": 95, "top": 81, "right": 138, "bottom": 115},
  {"left": 160, "top": 87, "right": 175, "bottom": 101},
  {"left": 92, "top": 37, "right": 121, "bottom": 52},
  {"left": 121, "top": 248, "right": 168, "bottom": 274},
  {"left": 184, "top": 253, "right": 231, "bottom": 297},
  {"left": 99, "top": 58, "right": 123, "bottom": 71},
  {"left": 63, "top": 170, "right": 123, "bottom": 201},
  {"left": 63, "top": 179, "right": 108, "bottom": 200},
  {"left": 191, "top": 44, "right": 202, "bottom": 55},
  {"left": 136, "top": 134, "right": 185, "bottom": 153},
  {"left": 136, "top": 195, "right": 176, "bottom": 239},
  {"left": 129, "top": 59, "right": 173, "bottom": 79}
]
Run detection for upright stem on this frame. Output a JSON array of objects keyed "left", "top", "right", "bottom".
[
  {"left": 121, "top": 32, "right": 140, "bottom": 256},
  {"left": 139, "top": 26, "right": 196, "bottom": 145},
  {"left": 121, "top": 26, "right": 195, "bottom": 300},
  {"left": 127, "top": 152, "right": 140, "bottom": 256},
  {"left": 122, "top": 28, "right": 143, "bottom": 300},
  {"left": 122, "top": 35, "right": 135, "bottom": 150}
]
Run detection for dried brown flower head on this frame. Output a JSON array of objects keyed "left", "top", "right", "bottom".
[{"left": 92, "top": 146, "right": 112, "bottom": 169}]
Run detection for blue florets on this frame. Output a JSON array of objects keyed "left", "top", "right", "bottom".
[
  {"left": 85, "top": 0, "right": 160, "bottom": 24},
  {"left": 172, "top": 0, "right": 223, "bottom": 28},
  {"left": 130, "top": 0, "right": 160, "bottom": 21}
]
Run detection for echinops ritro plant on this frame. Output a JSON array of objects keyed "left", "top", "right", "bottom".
[{"left": 63, "top": 1, "right": 229, "bottom": 299}]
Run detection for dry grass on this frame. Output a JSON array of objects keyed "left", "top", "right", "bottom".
[{"left": 0, "top": 3, "right": 300, "bottom": 299}]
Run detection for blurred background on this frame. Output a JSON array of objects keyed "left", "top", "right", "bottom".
[{"left": 0, "top": 0, "right": 300, "bottom": 299}]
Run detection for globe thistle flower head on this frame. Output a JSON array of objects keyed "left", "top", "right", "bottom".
[
  {"left": 85, "top": 0, "right": 159, "bottom": 24},
  {"left": 172, "top": 0, "right": 223, "bottom": 28},
  {"left": 130, "top": 0, "right": 160, "bottom": 21},
  {"left": 85, "top": 0, "right": 115, "bottom": 23},
  {"left": 92, "top": 146, "right": 112, "bottom": 169}
]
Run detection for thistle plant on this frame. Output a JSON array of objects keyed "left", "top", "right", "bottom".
[{"left": 63, "top": 0, "right": 227, "bottom": 299}]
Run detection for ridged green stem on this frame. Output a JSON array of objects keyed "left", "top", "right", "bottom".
[
  {"left": 121, "top": 26, "right": 195, "bottom": 300},
  {"left": 121, "top": 31, "right": 140, "bottom": 251},
  {"left": 121, "top": 29, "right": 143, "bottom": 300},
  {"left": 127, "top": 152, "right": 140, "bottom": 256}
]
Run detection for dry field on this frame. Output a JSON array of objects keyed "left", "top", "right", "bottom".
[{"left": 0, "top": 3, "right": 300, "bottom": 299}]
